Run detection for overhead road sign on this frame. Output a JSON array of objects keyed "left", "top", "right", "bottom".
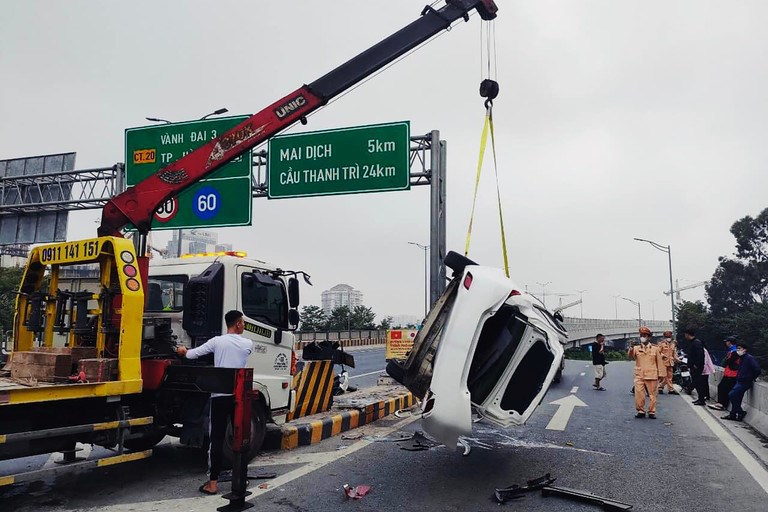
[
  {"left": 125, "top": 116, "right": 252, "bottom": 230},
  {"left": 267, "top": 121, "right": 410, "bottom": 199}
]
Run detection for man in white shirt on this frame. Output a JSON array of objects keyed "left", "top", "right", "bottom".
[{"left": 177, "top": 310, "right": 253, "bottom": 495}]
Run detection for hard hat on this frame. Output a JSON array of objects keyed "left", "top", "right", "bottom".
[{"left": 639, "top": 326, "right": 652, "bottom": 336}]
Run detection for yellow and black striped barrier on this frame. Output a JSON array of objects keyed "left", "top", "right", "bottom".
[
  {"left": 286, "top": 360, "right": 336, "bottom": 421},
  {"left": 274, "top": 392, "right": 414, "bottom": 450}
]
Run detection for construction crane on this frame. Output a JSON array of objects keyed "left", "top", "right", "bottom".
[{"left": 664, "top": 280, "right": 708, "bottom": 303}]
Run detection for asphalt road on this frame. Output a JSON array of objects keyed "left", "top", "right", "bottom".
[{"left": 3, "top": 359, "right": 768, "bottom": 512}]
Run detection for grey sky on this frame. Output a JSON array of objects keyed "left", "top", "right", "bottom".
[{"left": 2, "top": 1, "right": 766, "bottom": 322}]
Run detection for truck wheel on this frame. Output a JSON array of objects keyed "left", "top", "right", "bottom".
[{"left": 223, "top": 400, "right": 267, "bottom": 467}]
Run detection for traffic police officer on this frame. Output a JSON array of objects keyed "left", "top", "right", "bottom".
[
  {"left": 628, "top": 326, "right": 665, "bottom": 419},
  {"left": 657, "top": 330, "right": 679, "bottom": 394}
]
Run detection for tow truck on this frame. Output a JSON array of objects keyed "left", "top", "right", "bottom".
[{"left": 0, "top": 0, "right": 499, "bottom": 487}]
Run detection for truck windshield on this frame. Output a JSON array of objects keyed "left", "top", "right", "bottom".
[
  {"left": 241, "top": 273, "right": 287, "bottom": 327},
  {"left": 146, "top": 275, "right": 187, "bottom": 312}
]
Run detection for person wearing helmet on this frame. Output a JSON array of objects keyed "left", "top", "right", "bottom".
[
  {"left": 628, "top": 326, "right": 665, "bottom": 418},
  {"left": 657, "top": 331, "right": 680, "bottom": 394}
]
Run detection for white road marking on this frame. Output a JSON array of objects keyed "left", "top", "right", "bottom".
[
  {"left": 546, "top": 394, "right": 588, "bottom": 431},
  {"left": 570, "top": 386, "right": 579, "bottom": 394},
  {"left": 349, "top": 369, "right": 385, "bottom": 380},
  {"left": 683, "top": 395, "right": 768, "bottom": 495},
  {"left": 91, "top": 416, "right": 420, "bottom": 511},
  {"left": 579, "top": 372, "right": 586, "bottom": 376}
]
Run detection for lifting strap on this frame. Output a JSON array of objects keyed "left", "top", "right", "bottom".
[{"left": 464, "top": 99, "right": 510, "bottom": 277}]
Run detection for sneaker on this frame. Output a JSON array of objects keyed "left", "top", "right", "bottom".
[
  {"left": 635, "top": 412, "right": 646, "bottom": 418},
  {"left": 648, "top": 413, "right": 656, "bottom": 419},
  {"left": 721, "top": 414, "right": 740, "bottom": 421},
  {"left": 692, "top": 400, "right": 705, "bottom": 406}
]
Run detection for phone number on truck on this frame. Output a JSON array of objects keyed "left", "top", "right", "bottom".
[{"left": 40, "top": 240, "right": 102, "bottom": 264}]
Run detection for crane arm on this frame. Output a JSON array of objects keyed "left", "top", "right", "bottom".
[{"left": 98, "top": 0, "right": 498, "bottom": 237}]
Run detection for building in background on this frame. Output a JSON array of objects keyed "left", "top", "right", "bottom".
[
  {"left": 165, "top": 230, "right": 231, "bottom": 257},
  {"left": 321, "top": 284, "right": 363, "bottom": 314}
]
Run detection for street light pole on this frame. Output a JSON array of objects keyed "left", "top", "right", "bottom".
[
  {"left": 576, "top": 289, "right": 587, "bottom": 318},
  {"left": 408, "top": 242, "right": 429, "bottom": 318},
  {"left": 621, "top": 297, "right": 641, "bottom": 328},
  {"left": 536, "top": 281, "right": 552, "bottom": 308},
  {"left": 634, "top": 237, "right": 676, "bottom": 335},
  {"left": 612, "top": 295, "right": 621, "bottom": 320}
]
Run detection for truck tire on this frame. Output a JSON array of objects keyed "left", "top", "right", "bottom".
[{"left": 222, "top": 400, "right": 267, "bottom": 467}]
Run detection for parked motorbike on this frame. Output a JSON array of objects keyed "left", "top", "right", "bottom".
[{"left": 673, "top": 353, "right": 694, "bottom": 394}]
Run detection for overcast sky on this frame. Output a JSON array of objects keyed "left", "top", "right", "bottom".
[{"left": 2, "top": 1, "right": 766, "bottom": 323}]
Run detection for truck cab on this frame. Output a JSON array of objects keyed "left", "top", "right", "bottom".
[{"left": 143, "top": 252, "right": 299, "bottom": 416}]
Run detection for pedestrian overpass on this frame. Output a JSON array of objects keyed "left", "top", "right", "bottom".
[{"left": 561, "top": 317, "right": 673, "bottom": 348}]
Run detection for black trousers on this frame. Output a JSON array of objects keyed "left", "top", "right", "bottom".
[
  {"left": 209, "top": 396, "right": 234, "bottom": 481},
  {"left": 717, "top": 376, "right": 737, "bottom": 408},
  {"left": 692, "top": 370, "right": 708, "bottom": 402}
]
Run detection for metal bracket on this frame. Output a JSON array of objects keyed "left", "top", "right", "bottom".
[{"left": 541, "top": 485, "right": 633, "bottom": 511}]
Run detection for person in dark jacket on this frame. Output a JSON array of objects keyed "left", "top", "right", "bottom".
[
  {"left": 722, "top": 342, "right": 762, "bottom": 421},
  {"left": 710, "top": 336, "right": 740, "bottom": 411},
  {"left": 683, "top": 328, "right": 707, "bottom": 405},
  {"left": 592, "top": 333, "right": 607, "bottom": 390}
]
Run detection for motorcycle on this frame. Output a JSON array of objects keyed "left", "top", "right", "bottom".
[{"left": 673, "top": 352, "right": 694, "bottom": 394}]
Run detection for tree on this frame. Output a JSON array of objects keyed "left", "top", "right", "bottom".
[
  {"left": 326, "top": 305, "right": 351, "bottom": 331},
  {"left": 299, "top": 305, "right": 327, "bottom": 331},
  {"left": 0, "top": 267, "right": 24, "bottom": 334},
  {"left": 349, "top": 305, "right": 376, "bottom": 329},
  {"left": 707, "top": 208, "right": 768, "bottom": 316},
  {"left": 377, "top": 316, "right": 393, "bottom": 330}
]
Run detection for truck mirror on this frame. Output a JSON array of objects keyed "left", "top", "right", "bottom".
[
  {"left": 288, "top": 308, "right": 300, "bottom": 329},
  {"left": 288, "top": 277, "right": 300, "bottom": 309}
]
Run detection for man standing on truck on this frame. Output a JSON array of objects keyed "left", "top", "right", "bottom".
[{"left": 176, "top": 310, "right": 253, "bottom": 495}]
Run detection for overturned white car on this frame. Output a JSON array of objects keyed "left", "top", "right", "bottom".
[{"left": 387, "top": 251, "right": 568, "bottom": 447}]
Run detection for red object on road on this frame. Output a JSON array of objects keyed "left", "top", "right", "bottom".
[{"left": 343, "top": 484, "right": 372, "bottom": 499}]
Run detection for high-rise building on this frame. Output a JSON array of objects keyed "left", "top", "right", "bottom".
[{"left": 321, "top": 284, "right": 363, "bottom": 314}]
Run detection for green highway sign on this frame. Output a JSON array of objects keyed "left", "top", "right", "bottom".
[
  {"left": 125, "top": 116, "right": 252, "bottom": 230},
  {"left": 267, "top": 121, "right": 410, "bottom": 199}
]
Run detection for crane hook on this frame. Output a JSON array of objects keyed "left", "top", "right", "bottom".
[{"left": 479, "top": 79, "right": 499, "bottom": 108}]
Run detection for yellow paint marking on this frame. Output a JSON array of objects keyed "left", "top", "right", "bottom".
[
  {"left": 0, "top": 434, "right": 6, "bottom": 444},
  {"left": 331, "top": 415, "right": 342, "bottom": 436},
  {"left": 310, "top": 420, "right": 324, "bottom": 444},
  {"left": 282, "top": 426, "right": 298, "bottom": 450},
  {"left": 0, "top": 475, "right": 15, "bottom": 487},
  {"left": 96, "top": 450, "right": 151, "bottom": 467}
]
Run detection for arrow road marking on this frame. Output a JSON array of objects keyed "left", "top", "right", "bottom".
[{"left": 546, "top": 394, "right": 588, "bottom": 431}]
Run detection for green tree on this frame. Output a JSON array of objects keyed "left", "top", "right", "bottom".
[
  {"left": 707, "top": 208, "right": 768, "bottom": 316},
  {"left": 349, "top": 305, "right": 376, "bottom": 329},
  {"left": 299, "top": 305, "right": 327, "bottom": 331},
  {"left": 377, "top": 316, "right": 393, "bottom": 330},
  {"left": 326, "top": 305, "right": 351, "bottom": 331},
  {"left": 0, "top": 267, "right": 24, "bottom": 333}
]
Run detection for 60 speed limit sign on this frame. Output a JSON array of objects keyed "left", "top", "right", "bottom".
[{"left": 154, "top": 197, "right": 178, "bottom": 223}]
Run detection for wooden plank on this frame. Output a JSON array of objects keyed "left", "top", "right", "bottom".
[{"left": 79, "top": 358, "right": 118, "bottom": 382}]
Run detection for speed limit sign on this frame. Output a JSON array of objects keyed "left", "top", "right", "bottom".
[{"left": 154, "top": 197, "right": 178, "bottom": 223}]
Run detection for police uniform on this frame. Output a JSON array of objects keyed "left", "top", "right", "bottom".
[
  {"left": 657, "top": 339, "right": 678, "bottom": 393},
  {"left": 628, "top": 341, "right": 665, "bottom": 416}
]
